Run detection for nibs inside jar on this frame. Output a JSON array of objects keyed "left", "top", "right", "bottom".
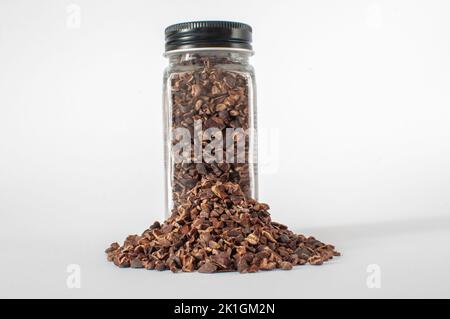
[{"left": 169, "top": 55, "right": 253, "bottom": 213}]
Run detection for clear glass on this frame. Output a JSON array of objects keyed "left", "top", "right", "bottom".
[{"left": 163, "top": 49, "right": 258, "bottom": 217}]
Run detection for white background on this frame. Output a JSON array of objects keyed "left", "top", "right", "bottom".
[{"left": 1, "top": 0, "right": 450, "bottom": 298}]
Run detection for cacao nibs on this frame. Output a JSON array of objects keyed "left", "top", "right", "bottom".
[
  {"left": 105, "top": 56, "right": 340, "bottom": 273},
  {"left": 170, "top": 56, "right": 252, "bottom": 209},
  {"left": 105, "top": 179, "right": 340, "bottom": 273}
]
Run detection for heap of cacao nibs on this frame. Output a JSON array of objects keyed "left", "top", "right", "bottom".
[{"left": 105, "top": 179, "right": 340, "bottom": 273}]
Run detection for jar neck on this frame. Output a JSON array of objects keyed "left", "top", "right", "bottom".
[{"left": 166, "top": 49, "right": 252, "bottom": 67}]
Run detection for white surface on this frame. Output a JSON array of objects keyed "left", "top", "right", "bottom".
[
  {"left": 1, "top": 0, "right": 450, "bottom": 298},
  {"left": 1, "top": 218, "right": 450, "bottom": 298}
]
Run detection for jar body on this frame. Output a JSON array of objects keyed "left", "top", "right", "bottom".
[{"left": 163, "top": 49, "right": 258, "bottom": 217}]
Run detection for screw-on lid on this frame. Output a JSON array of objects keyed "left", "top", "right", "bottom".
[{"left": 165, "top": 21, "right": 253, "bottom": 53}]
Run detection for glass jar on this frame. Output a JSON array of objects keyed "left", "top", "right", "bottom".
[{"left": 163, "top": 21, "right": 258, "bottom": 217}]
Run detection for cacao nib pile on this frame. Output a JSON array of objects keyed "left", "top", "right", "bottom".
[{"left": 106, "top": 179, "right": 340, "bottom": 273}]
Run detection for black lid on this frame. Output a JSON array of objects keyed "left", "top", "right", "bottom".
[{"left": 165, "top": 21, "right": 252, "bottom": 52}]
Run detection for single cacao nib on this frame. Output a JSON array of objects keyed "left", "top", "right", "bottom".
[{"left": 198, "top": 262, "right": 218, "bottom": 274}]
